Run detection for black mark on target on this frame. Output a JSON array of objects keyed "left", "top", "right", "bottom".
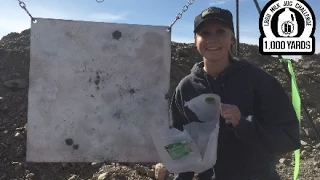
[
  {"left": 129, "top": 88, "right": 135, "bottom": 94},
  {"left": 112, "top": 30, "right": 122, "bottom": 40},
  {"left": 95, "top": 71, "right": 100, "bottom": 85},
  {"left": 73, "top": 144, "right": 79, "bottom": 150},
  {"left": 95, "top": 79, "right": 100, "bottom": 85},
  {"left": 113, "top": 109, "right": 123, "bottom": 119},
  {"left": 65, "top": 138, "right": 73, "bottom": 146}
]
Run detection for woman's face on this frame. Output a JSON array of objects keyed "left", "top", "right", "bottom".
[{"left": 195, "top": 21, "right": 234, "bottom": 62}]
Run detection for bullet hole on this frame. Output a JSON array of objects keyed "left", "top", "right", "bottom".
[
  {"left": 65, "top": 138, "right": 73, "bottom": 146},
  {"left": 92, "top": 59, "right": 94, "bottom": 61},
  {"left": 129, "top": 89, "right": 135, "bottom": 94},
  {"left": 112, "top": 30, "right": 121, "bottom": 40},
  {"left": 73, "top": 144, "right": 79, "bottom": 150},
  {"left": 91, "top": 95, "right": 94, "bottom": 97},
  {"left": 89, "top": 78, "right": 92, "bottom": 83},
  {"left": 95, "top": 79, "right": 100, "bottom": 85},
  {"left": 95, "top": 71, "right": 101, "bottom": 85},
  {"left": 96, "top": 86, "right": 100, "bottom": 90},
  {"left": 113, "top": 109, "right": 122, "bottom": 119}
]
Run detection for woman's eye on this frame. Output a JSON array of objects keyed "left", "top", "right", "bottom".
[
  {"left": 200, "top": 31, "right": 210, "bottom": 36},
  {"left": 216, "top": 29, "right": 226, "bottom": 34}
]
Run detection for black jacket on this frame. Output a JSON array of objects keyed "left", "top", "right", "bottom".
[{"left": 169, "top": 59, "right": 301, "bottom": 180}]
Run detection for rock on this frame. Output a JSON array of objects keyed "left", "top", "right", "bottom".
[
  {"left": 314, "top": 154, "right": 320, "bottom": 162},
  {"left": 155, "top": 163, "right": 168, "bottom": 180},
  {"left": 279, "top": 158, "right": 291, "bottom": 166},
  {"left": 300, "top": 140, "right": 308, "bottom": 146},
  {"left": 313, "top": 149, "right": 319, "bottom": 156},
  {"left": 285, "top": 152, "right": 292, "bottom": 159},
  {"left": 313, "top": 161, "right": 320, "bottom": 168},
  {"left": 305, "top": 145, "right": 313, "bottom": 152},
  {"left": 15, "top": 127, "right": 25, "bottom": 132},
  {"left": 301, "top": 150, "right": 310, "bottom": 159},
  {"left": 304, "top": 128, "right": 317, "bottom": 139},
  {"left": 91, "top": 162, "right": 100, "bottom": 167},
  {"left": 147, "top": 169, "right": 155, "bottom": 178},
  {"left": 315, "top": 143, "right": 320, "bottom": 149},
  {"left": 134, "top": 164, "right": 147, "bottom": 175},
  {"left": 14, "top": 132, "right": 23, "bottom": 139},
  {"left": 97, "top": 172, "right": 108, "bottom": 180},
  {"left": 68, "top": 174, "right": 81, "bottom": 180},
  {"left": 26, "top": 173, "right": 35, "bottom": 179},
  {"left": 4, "top": 79, "right": 27, "bottom": 89}
]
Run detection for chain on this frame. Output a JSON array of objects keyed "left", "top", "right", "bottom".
[
  {"left": 17, "top": 0, "right": 36, "bottom": 23},
  {"left": 167, "top": 0, "right": 195, "bottom": 32}
]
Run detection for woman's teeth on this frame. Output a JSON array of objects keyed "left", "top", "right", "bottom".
[{"left": 206, "top": 47, "right": 221, "bottom": 51}]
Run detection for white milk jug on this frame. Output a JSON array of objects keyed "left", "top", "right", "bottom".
[
  {"left": 151, "top": 94, "right": 221, "bottom": 174},
  {"left": 150, "top": 127, "right": 202, "bottom": 174},
  {"left": 183, "top": 94, "right": 220, "bottom": 173},
  {"left": 278, "top": 8, "right": 298, "bottom": 37}
]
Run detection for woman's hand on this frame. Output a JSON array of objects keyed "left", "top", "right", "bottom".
[{"left": 220, "top": 103, "right": 241, "bottom": 127}]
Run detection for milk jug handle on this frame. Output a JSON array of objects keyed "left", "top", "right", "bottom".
[{"left": 291, "top": 14, "right": 295, "bottom": 21}]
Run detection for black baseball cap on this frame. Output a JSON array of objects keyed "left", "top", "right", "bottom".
[{"left": 194, "top": 7, "right": 234, "bottom": 33}]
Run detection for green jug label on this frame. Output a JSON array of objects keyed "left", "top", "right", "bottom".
[
  {"left": 205, "top": 97, "right": 215, "bottom": 104},
  {"left": 164, "top": 141, "right": 192, "bottom": 160}
]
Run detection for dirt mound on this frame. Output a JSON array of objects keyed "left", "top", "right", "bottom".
[{"left": 0, "top": 29, "right": 320, "bottom": 180}]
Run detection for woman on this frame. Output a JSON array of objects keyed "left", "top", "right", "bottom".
[{"left": 169, "top": 6, "right": 301, "bottom": 180}]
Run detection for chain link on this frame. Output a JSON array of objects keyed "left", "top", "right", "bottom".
[
  {"left": 17, "top": 0, "right": 193, "bottom": 28},
  {"left": 17, "top": 0, "right": 36, "bottom": 23},
  {"left": 167, "top": 0, "right": 195, "bottom": 32}
]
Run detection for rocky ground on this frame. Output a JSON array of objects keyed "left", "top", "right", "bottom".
[{"left": 0, "top": 29, "right": 320, "bottom": 180}]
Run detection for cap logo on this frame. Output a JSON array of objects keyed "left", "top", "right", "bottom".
[{"left": 201, "top": 8, "right": 220, "bottom": 18}]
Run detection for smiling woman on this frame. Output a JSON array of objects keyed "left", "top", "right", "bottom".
[{"left": 169, "top": 6, "right": 301, "bottom": 180}]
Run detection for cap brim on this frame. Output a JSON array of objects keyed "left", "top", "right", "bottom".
[{"left": 194, "top": 17, "right": 233, "bottom": 33}]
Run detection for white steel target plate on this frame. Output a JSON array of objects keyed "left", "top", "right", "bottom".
[{"left": 26, "top": 18, "right": 171, "bottom": 162}]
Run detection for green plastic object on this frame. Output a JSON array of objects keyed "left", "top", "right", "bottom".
[{"left": 280, "top": 58, "right": 301, "bottom": 180}]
